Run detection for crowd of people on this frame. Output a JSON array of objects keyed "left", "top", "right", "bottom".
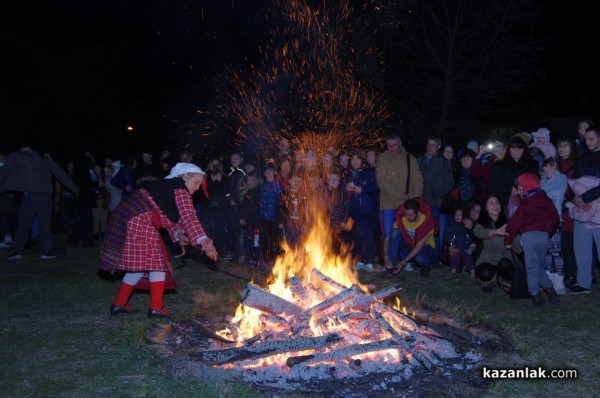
[{"left": 1, "top": 119, "right": 599, "bottom": 311}]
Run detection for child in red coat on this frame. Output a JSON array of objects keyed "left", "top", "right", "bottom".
[{"left": 505, "top": 173, "right": 560, "bottom": 306}]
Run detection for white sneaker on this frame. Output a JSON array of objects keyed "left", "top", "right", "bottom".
[
  {"left": 363, "top": 263, "right": 375, "bottom": 272},
  {"left": 40, "top": 255, "right": 57, "bottom": 260},
  {"left": 0, "top": 242, "right": 11, "bottom": 249},
  {"left": 7, "top": 253, "right": 23, "bottom": 261},
  {"left": 355, "top": 261, "right": 365, "bottom": 271},
  {"left": 404, "top": 263, "right": 414, "bottom": 272}
]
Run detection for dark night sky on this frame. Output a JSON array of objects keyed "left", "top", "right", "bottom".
[{"left": 1, "top": 1, "right": 597, "bottom": 162}]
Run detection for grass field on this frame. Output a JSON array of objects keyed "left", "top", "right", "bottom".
[{"left": 1, "top": 243, "right": 598, "bottom": 398}]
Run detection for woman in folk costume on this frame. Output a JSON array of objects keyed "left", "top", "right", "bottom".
[{"left": 99, "top": 163, "right": 217, "bottom": 318}]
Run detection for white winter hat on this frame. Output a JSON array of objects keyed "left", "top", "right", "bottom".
[
  {"left": 532, "top": 127, "right": 550, "bottom": 140},
  {"left": 466, "top": 141, "right": 479, "bottom": 152},
  {"left": 165, "top": 163, "right": 205, "bottom": 179}
]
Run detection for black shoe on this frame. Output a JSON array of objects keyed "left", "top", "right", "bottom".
[
  {"left": 148, "top": 307, "right": 172, "bottom": 318},
  {"left": 567, "top": 284, "right": 591, "bottom": 295},
  {"left": 110, "top": 304, "right": 139, "bottom": 315},
  {"left": 221, "top": 252, "right": 234, "bottom": 261},
  {"left": 564, "top": 276, "right": 576, "bottom": 288},
  {"left": 532, "top": 292, "right": 546, "bottom": 307},
  {"left": 543, "top": 287, "right": 560, "bottom": 304}
]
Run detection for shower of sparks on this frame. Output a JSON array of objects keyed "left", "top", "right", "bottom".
[{"left": 206, "top": 0, "right": 391, "bottom": 161}]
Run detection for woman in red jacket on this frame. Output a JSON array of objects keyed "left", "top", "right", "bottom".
[{"left": 99, "top": 163, "right": 217, "bottom": 318}]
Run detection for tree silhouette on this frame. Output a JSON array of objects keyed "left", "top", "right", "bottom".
[{"left": 378, "top": 0, "right": 548, "bottom": 149}]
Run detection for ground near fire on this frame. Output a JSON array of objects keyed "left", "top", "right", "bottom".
[{"left": 1, "top": 240, "right": 598, "bottom": 398}]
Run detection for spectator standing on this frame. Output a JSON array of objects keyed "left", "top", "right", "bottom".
[
  {"left": 103, "top": 164, "right": 122, "bottom": 218},
  {"left": 277, "top": 175, "right": 307, "bottom": 250},
  {"left": 134, "top": 150, "right": 164, "bottom": 190},
  {"left": 224, "top": 152, "right": 245, "bottom": 261},
  {"left": 202, "top": 158, "right": 229, "bottom": 257},
  {"left": 1, "top": 147, "right": 78, "bottom": 260},
  {"left": 417, "top": 137, "right": 454, "bottom": 262},
  {"left": 344, "top": 152, "right": 379, "bottom": 272},
  {"left": 320, "top": 171, "right": 350, "bottom": 254},
  {"left": 376, "top": 133, "right": 422, "bottom": 240},
  {"left": 567, "top": 126, "right": 600, "bottom": 294},
  {"left": 556, "top": 137, "right": 579, "bottom": 286},
  {"left": 238, "top": 172, "right": 262, "bottom": 268},
  {"left": 111, "top": 156, "right": 138, "bottom": 197},
  {"left": 486, "top": 135, "right": 539, "bottom": 211},
  {"left": 259, "top": 163, "right": 283, "bottom": 268},
  {"left": 504, "top": 173, "right": 560, "bottom": 306},
  {"left": 67, "top": 154, "right": 96, "bottom": 248},
  {"left": 576, "top": 119, "right": 594, "bottom": 154}
]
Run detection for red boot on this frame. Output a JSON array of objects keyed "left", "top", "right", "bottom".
[
  {"left": 148, "top": 281, "right": 171, "bottom": 318},
  {"left": 110, "top": 282, "right": 139, "bottom": 315}
]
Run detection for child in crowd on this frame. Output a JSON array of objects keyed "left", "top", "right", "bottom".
[
  {"left": 530, "top": 127, "right": 557, "bottom": 159},
  {"left": 259, "top": 163, "right": 284, "bottom": 268},
  {"left": 443, "top": 207, "right": 476, "bottom": 279},
  {"left": 505, "top": 173, "right": 560, "bottom": 307}
]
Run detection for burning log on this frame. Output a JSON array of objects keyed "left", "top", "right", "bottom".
[
  {"left": 303, "top": 286, "right": 358, "bottom": 317},
  {"left": 240, "top": 283, "right": 303, "bottom": 317},
  {"left": 290, "top": 286, "right": 359, "bottom": 334},
  {"left": 286, "top": 338, "right": 397, "bottom": 367},
  {"left": 311, "top": 268, "right": 346, "bottom": 293},
  {"left": 349, "top": 284, "right": 403, "bottom": 311},
  {"left": 190, "top": 332, "right": 343, "bottom": 365},
  {"left": 259, "top": 313, "right": 289, "bottom": 328},
  {"left": 373, "top": 303, "right": 419, "bottom": 332},
  {"left": 370, "top": 309, "right": 436, "bottom": 371}
]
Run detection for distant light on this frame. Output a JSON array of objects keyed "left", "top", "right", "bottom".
[{"left": 127, "top": 126, "right": 134, "bottom": 131}]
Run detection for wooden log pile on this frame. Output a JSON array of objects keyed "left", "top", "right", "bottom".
[{"left": 191, "top": 268, "right": 458, "bottom": 374}]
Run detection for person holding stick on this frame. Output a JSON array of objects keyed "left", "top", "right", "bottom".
[{"left": 99, "top": 163, "right": 217, "bottom": 318}]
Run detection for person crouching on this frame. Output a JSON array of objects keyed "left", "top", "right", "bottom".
[{"left": 99, "top": 163, "right": 218, "bottom": 318}]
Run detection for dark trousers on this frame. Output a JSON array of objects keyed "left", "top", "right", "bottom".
[
  {"left": 351, "top": 211, "right": 377, "bottom": 264},
  {"left": 242, "top": 226, "right": 261, "bottom": 262},
  {"left": 201, "top": 206, "right": 227, "bottom": 254},
  {"left": 224, "top": 205, "right": 238, "bottom": 256},
  {"left": 68, "top": 204, "right": 94, "bottom": 247},
  {"left": 260, "top": 219, "right": 280, "bottom": 264},
  {"left": 13, "top": 192, "right": 54, "bottom": 255}
]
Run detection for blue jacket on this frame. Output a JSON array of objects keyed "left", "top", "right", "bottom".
[
  {"left": 259, "top": 179, "right": 283, "bottom": 222},
  {"left": 344, "top": 167, "right": 379, "bottom": 216},
  {"left": 443, "top": 219, "right": 474, "bottom": 250}
]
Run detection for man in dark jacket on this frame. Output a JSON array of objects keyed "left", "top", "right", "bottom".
[
  {"left": 237, "top": 172, "right": 261, "bottom": 267},
  {"left": 0, "top": 147, "right": 78, "bottom": 260},
  {"left": 417, "top": 137, "right": 454, "bottom": 262}
]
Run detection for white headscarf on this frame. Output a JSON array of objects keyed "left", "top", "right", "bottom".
[{"left": 165, "top": 162, "right": 205, "bottom": 179}]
